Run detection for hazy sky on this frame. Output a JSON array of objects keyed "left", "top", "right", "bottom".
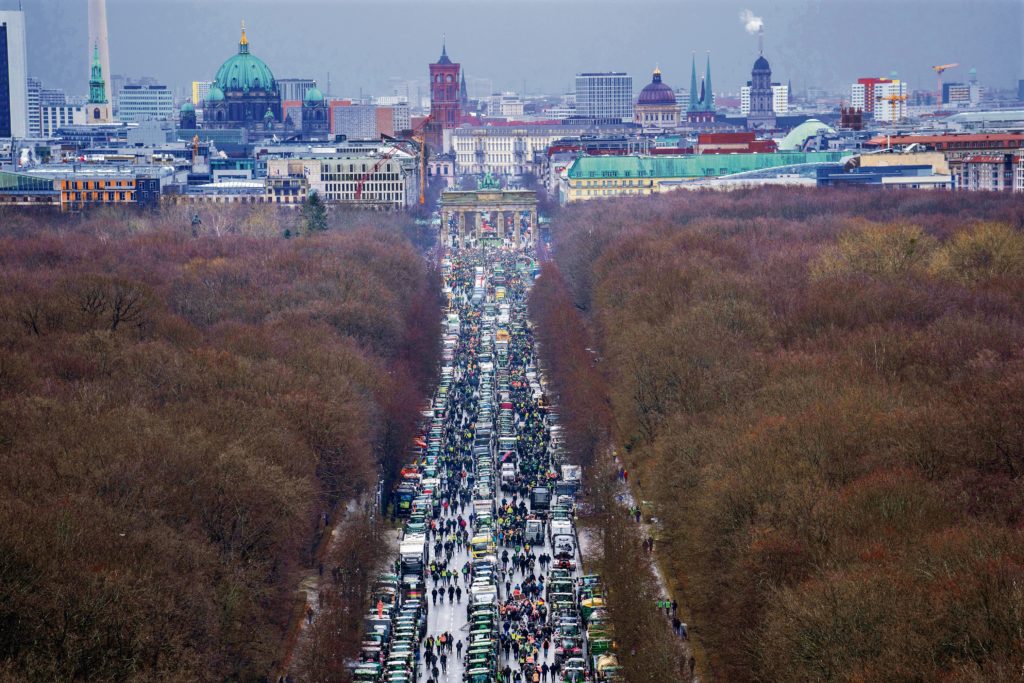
[{"left": 6, "top": 0, "right": 1023, "bottom": 99}]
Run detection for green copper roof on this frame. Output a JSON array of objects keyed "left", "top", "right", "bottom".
[
  {"left": 206, "top": 85, "right": 225, "bottom": 102},
  {"left": 567, "top": 151, "right": 848, "bottom": 180},
  {"left": 303, "top": 87, "right": 325, "bottom": 104},
  {"left": 214, "top": 27, "right": 277, "bottom": 94},
  {"left": 180, "top": 102, "right": 195, "bottom": 113}
]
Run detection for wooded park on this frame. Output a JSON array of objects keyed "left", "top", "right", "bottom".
[
  {"left": 531, "top": 188, "right": 1024, "bottom": 682},
  {"left": 0, "top": 206, "right": 442, "bottom": 680}
]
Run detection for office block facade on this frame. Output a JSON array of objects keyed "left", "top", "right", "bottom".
[
  {"left": 575, "top": 72, "right": 633, "bottom": 121},
  {"left": 0, "top": 10, "right": 29, "bottom": 138}
]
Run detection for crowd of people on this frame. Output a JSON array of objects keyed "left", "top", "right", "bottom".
[{"left": 414, "top": 247, "right": 585, "bottom": 683}]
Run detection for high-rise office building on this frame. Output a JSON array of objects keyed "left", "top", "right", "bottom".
[
  {"left": 116, "top": 84, "right": 174, "bottom": 122},
  {"left": 0, "top": 10, "right": 29, "bottom": 138},
  {"left": 574, "top": 72, "right": 633, "bottom": 121},
  {"left": 333, "top": 103, "right": 377, "bottom": 139},
  {"left": 40, "top": 87, "right": 66, "bottom": 107},
  {"left": 771, "top": 83, "right": 789, "bottom": 114},
  {"left": 26, "top": 76, "right": 41, "bottom": 136},
  {"left": 278, "top": 78, "right": 318, "bottom": 102},
  {"left": 192, "top": 80, "right": 212, "bottom": 106},
  {"left": 851, "top": 77, "right": 907, "bottom": 120}
]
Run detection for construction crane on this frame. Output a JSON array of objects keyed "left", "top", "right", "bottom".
[
  {"left": 932, "top": 63, "right": 959, "bottom": 106},
  {"left": 353, "top": 115, "right": 431, "bottom": 204},
  {"left": 875, "top": 94, "right": 908, "bottom": 122}
]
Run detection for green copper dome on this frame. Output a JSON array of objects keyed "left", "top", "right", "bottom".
[
  {"left": 304, "top": 87, "right": 324, "bottom": 104},
  {"left": 214, "top": 26, "right": 277, "bottom": 94},
  {"left": 180, "top": 102, "right": 195, "bottom": 113},
  {"left": 206, "top": 85, "right": 225, "bottom": 102}
]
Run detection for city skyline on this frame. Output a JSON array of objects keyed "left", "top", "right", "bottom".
[{"left": 4, "top": 0, "right": 1022, "bottom": 100}]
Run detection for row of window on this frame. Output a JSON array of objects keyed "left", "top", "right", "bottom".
[
  {"left": 323, "top": 182, "right": 406, "bottom": 194},
  {"left": 572, "top": 179, "right": 653, "bottom": 188},
  {"left": 63, "top": 180, "right": 133, "bottom": 190},
  {"left": 573, "top": 188, "right": 646, "bottom": 197},
  {"left": 325, "top": 191, "right": 404, "bottom": 203},
  {"left": 63, "top": 191, "right": 133, "bottom": 202}
]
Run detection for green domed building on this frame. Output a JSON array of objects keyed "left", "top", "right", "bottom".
[
  {"left": 301, "top": 87, "right": 329, "bottom": 136},
  {"left": 205, "top": 23, "right": 281, "bottom": 130},
  {"left": 179, "top": 101, "right": 197, "bottom": 128}
]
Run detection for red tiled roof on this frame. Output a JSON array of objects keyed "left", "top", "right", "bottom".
[{"left": 698, "top": 132, "right": 756, "bottom": 143}]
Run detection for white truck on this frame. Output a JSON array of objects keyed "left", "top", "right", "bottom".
[{"left": 399, "top": 533, "right": 428, "bottom": 577}]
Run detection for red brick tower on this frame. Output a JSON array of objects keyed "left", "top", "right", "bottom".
[{"left": 426, "top": 42, "right": 461, "bottom": 150}]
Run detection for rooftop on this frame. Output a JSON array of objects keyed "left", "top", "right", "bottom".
[
  {"left": 867, "top": 132, "right": 1024, "bottom": 146},
  {"left": 566, "top": 151, "right": 849, "bottom": 180}
]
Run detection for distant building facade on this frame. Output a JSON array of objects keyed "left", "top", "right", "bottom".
[
  {"left": 852, "top": 77, "right": 908, "bottom": 121},
  {"left": 277, "top": 78, "right": 318, "bottom": 103},
  {"left": 267, "top": 150, "right": 418, "bottom": 208},
  {"left": 192, "top": 80, "right": 212, "bottom": 106},
  {"left": 334, "top": 103, "right": 377, "bottom": 139},
  {"left": 40, "top": 87, "right": 66, "bottom": 107},
  {"left": 41, "top": 104, "right": 87, "bottom": 136},
  {"left": 575, "top": 72, "right": 633, "bottom": 121},
  {"left": 117, "top": 84, "right": 174, "bottom": 122},
  {"left": 952, "top": 154, "right": 1015, "bottom": 191},
  {"left": 26, "top": 76, "right": 41, "bottom": 136},
  {"left": 0, "top": 10, "right": 29, "bottom": 137}
]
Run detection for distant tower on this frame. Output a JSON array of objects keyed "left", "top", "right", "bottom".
[
  {"left": 459, "top": 71, "right": 469, "bottom": 110},
  {"left": 746, "top": 50, "right": 775, "bottom": 130},
  {"left": 301, "top": 86, "right": 329, "bottom": 137},
  {"left": 178, "top": 102, "right": 197, "bottom": 129},
  {"left": 87, "top": 42, "right": 112, "bottom": 123},
  {"left": 426, "top": 40, "right": 461, "bottom": 150},
  {"left": 87, "top": 0, "right": 112, "bottom": 113}
]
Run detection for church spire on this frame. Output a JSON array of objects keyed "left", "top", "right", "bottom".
[
  {"left": 239, "top": 20, "right": 249, "bottom": 54},
  {"left": 688, "top": 52, "right": 698, "bottom": 112},
  {"left": 703, "top": 51, "right": 714, "bottom": 112},
  {"left": 437, "top": 35, "right": 453, "bottom": 65},
  {"left": 88, "top": 42, "right": 107, "bottom": 104}
]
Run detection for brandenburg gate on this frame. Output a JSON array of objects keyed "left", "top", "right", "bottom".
[{"left": 440, "top": 188, "right": 538, "bottom": 249}]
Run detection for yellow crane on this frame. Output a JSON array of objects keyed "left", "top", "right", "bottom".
[
  {"left": 933, "top": 63, "right": 959, "bottom": 105},
  {"left": 875, "top": 94, "right": 908, "bottom": 122}
]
